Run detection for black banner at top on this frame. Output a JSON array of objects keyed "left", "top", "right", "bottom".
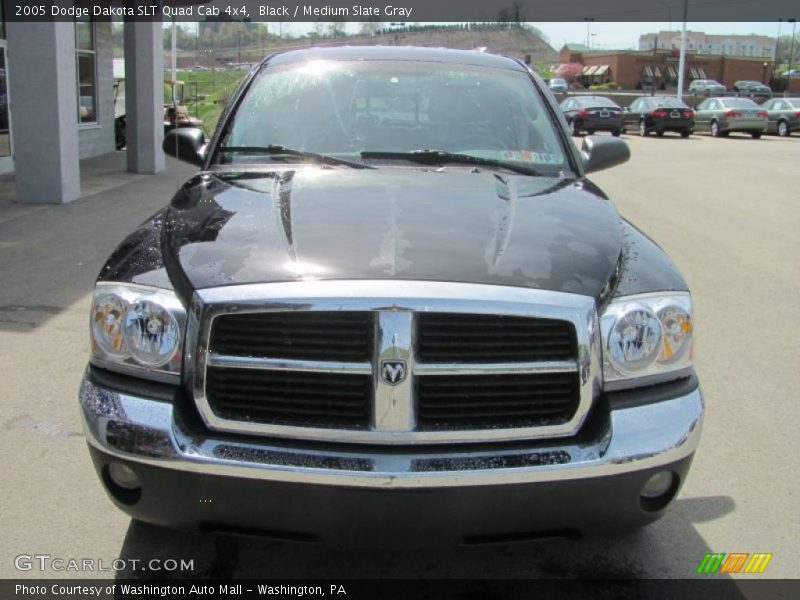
[{"left": 3, "top": 0, "right": 800, "bottom": 22}]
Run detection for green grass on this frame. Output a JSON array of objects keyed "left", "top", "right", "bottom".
[{"left": 164, "top": 69, "right": 246, "bottom": 134}]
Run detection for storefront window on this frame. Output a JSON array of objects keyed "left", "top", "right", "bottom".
[{"left": 75, "top": 18, "right": 97, "bottom": 123}]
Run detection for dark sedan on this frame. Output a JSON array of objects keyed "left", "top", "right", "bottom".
[
  {"left": 560, "top": 95, "right": 624, "bottom": 136},
  {"left": 623, "top": 96, "right": 694, "bottom": 137},
  {"left": 761, "top": 97, "right": 800, "bottom": 136},
  {"left": 733, "top": 80, "right": 771, "bottom": 97}
]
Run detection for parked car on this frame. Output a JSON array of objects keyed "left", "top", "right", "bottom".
[
  {"left": 688, "top": 79, "right": 726, "bottom": 96},
  {"left": 81, "top": 46, "right": 702, "bottom": 545},
  {"left": 694, "top": 97, "right": 767, "bottom": 138},
  {"left": 559, "top": 95, "right": 624, "bottom": 136},
  {"left": 732, "top": 80, "right": 771, "bottom": 97},
  {"left": 549, "top": 77, "right": 569, "bottom": 92},
  {"left": 623, "top": 96, "right": 694, "bottom": 137},
  {"left": 760, "top": 97, "right": 800, "bottom": 137}
]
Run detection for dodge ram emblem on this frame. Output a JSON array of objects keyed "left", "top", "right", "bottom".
[{"left": 380, "top": 360, "right": 407, "bottom": 385}]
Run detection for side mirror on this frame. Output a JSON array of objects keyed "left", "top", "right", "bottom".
[
  {"left": 163, "top": 128, "right": 206, "bottom": 167},
  {"left": 581, "top": 135, "right": 630, "bottom": 174}
]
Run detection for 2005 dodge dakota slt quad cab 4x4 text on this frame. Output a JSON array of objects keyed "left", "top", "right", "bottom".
[{"left": 80, "top": 47, "right": 702, "bottom": 546}]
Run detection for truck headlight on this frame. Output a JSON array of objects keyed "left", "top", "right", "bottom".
[
  {"left": 600, "top": 292, "right": 693, "bottom": 390},
  {"left": 90, "top": 283, "right": 186, "bottom": 382}
]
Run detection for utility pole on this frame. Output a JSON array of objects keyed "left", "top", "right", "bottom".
[
  {"left": 774, "top": 19, "right": 782, "bottom": 91},
  {"left": 652, "top": 35, "right": 657, "bottom": 96},
  {"left": 584, "top": 18, "right": 594, "bottom": 49},
  {"left": 788, "top": 19, "right": 797, "bottom": 97},
  {"left": 677, "top": 0, "right": 688, "bottom": 102}
]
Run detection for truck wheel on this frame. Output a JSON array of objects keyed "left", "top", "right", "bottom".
[
  {"left": 611, "top": 129, "right": 621, "bottom": 137},
  {"left": 680, "top": 130, "right": 691, "bottom": 138},
  {"left": 656, "top": 130, "right": 664, "bottom": 137},
  {"left": 778, "top": 120, "right": 789, "bottom": 137},
  {"left": 751, "top": 131, "right": 762, "bottom": 139},
  {"left": 710, "top": 120, "right": 720, "bottom": 137}
]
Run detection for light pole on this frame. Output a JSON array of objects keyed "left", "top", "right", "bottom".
[
  {"left": 774, "top": 19, "right": 782, "bottom": 91},
  {"left": 584, "top": 18, "right": 594, "bottom": 49},
  {"left": 677, "top": 0, "right": 688, "bottom": 102},
  {"left": 788, "top": 19, "right": 797, "bottom": 96}
]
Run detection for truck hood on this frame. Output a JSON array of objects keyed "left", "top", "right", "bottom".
[{"left": 162, "top": 168, "right": 623, "bottom": 298}]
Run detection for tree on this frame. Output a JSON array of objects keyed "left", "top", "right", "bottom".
[
  {"left": 312, "top": 21, "right": 326, "bottom": 38},
  {"left": 776, "top": 33, "right": 800, "bottom": 69},
  {"left": 327, "top": 20, "right": 346, "bottom": 38},
  {"left": 555, "top": 62, "right": 583, "bottom": 83},
  {"left": 360, "top": 21, "right": 380, "bottom": 36}
]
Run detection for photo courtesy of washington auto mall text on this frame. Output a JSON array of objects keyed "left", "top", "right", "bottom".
[{"left": 14, "top": 583, "right": 346, "bottom": 598}]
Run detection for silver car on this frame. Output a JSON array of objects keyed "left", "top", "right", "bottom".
[
  {"left": 688, "top": 79, "right": 726, "bottom": 96},
  {"left": 694, "top": 97, "right": 767, "bottom": 138},
  {"left": 549, "top": 77, "right": 568, "bottom": 93},
  {"left": 760, "top": 97, "right": 800, "bottom": 137}
]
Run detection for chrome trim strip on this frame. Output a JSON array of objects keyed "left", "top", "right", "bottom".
[
  {"left": 374, "top": 311, "right": 415, "bottom": 432},
  {"left": 88, "top": 357, "right": 181, "bottom": 385},
  {"left": 207, "top": 354, "right": 373, "bottom": 375},
  {"left": 414, "top": 360, "right": 577, "bottom": 376},
  {"left": 80, "top": 374, "right": 704, "bottom": 489},
  {"left": 188, "top": 280, "right": 599, "bottom": 445}
]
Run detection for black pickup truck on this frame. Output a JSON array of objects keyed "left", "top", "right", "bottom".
[{"left": 81, "top": 46, "right": 702, "bottom": 546}]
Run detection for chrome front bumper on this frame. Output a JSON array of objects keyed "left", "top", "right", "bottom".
[{"left": 80, "top": 371, "right": 703, "bottom": 489}]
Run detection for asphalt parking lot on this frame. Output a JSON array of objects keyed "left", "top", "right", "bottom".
[{"left": 0, "top": 132, "right": 797, "bottom": 584}]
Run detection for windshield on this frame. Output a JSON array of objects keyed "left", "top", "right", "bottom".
[
  {"left": 722, "top": 98, "right": 759, "bottom": 109},
  {"left": 218, "top": 60, "right": 567, "bottom": 172},
  {"left": 579, "top": 96, "right": 619, "bottom": 108},
  {"left": 651, "top": 98, "right": 688, "bottom": 108}
]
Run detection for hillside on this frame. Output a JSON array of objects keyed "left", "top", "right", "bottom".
[{"left": 176, "top": 25, "right": 558, "bottom": 69}]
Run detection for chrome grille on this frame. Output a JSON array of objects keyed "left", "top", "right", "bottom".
[
  {"left": 210, "top": 312, "right": 373, "bottom": 361},
  {"left": 416, "top": 372, "right": 580, "bottom": 430},
  {"left": 188, "top": 281, "right": 601, "bottom": 445},
  {"left": 206, "top": 368, "right": 372, "bottom": 429},
  {"left": 416, "top": 312, "right": 576, "bottom": 362}
]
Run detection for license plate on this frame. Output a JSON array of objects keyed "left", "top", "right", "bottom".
[
  {"left": 670, "top": 111, "right": 680, "bottom": 119},
  {"left": 745, "top": 113, "right": 755, "bottom": 119},
  {"left": 599, "top": 111, "right": 609, "bottom": 118}
]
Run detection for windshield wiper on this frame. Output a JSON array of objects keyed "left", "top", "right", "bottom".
[
  {"left": 360, "top": 149, "right": 541, "bottom": 176},
  {"left": 217, "top": 145, "right": 373, "bottom": 169}
]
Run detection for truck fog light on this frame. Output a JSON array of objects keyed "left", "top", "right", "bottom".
[
  {"left": 640, "top": 471, "right": 674, "bottom": 499},
  {"left": 108, "top": 462, "right": 141, "bottom": 491}
]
